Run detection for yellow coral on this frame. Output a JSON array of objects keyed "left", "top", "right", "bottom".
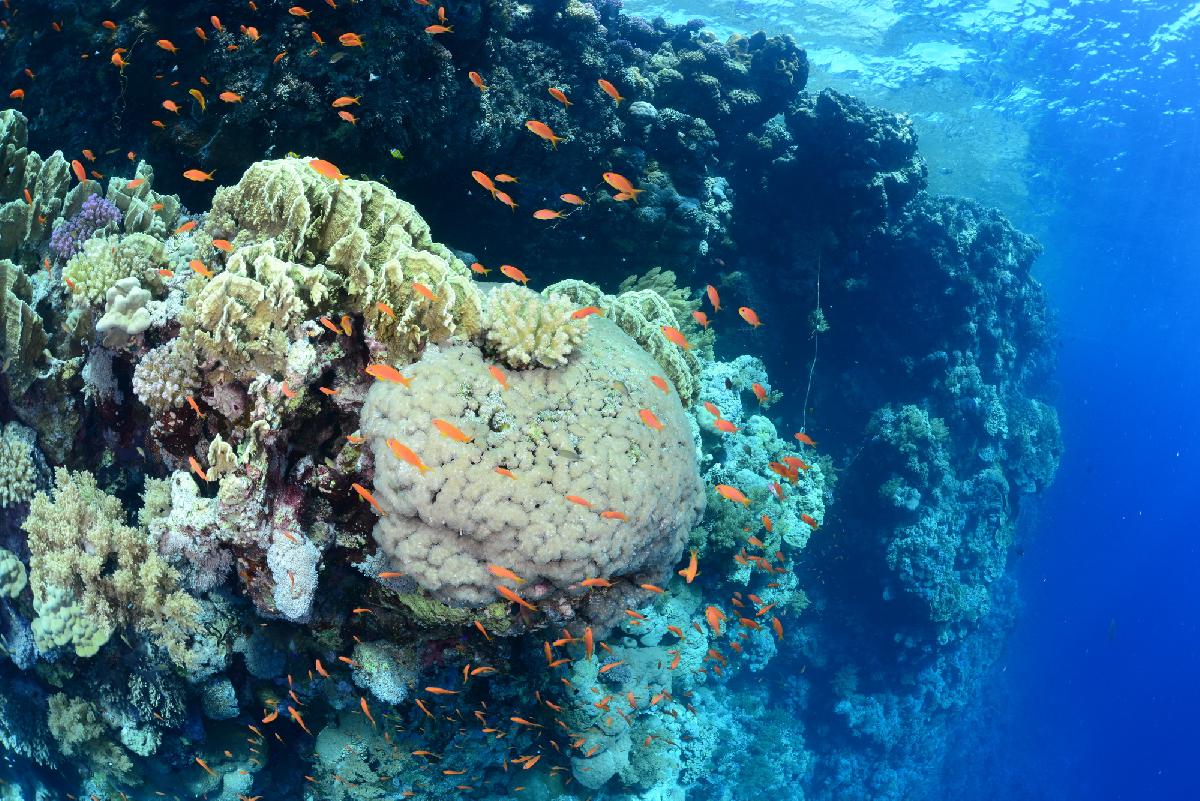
[{"left": 482, "top": 284, "right": 588, "bottom": 368}]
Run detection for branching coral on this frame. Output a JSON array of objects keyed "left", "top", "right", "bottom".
[
  {"left": 0, "top": 421, "right": 39, "bottom": 507},
  {"left": 23, "top": 469, "right": 200, "bottom": 661},
  {"left": 62, "top": 233, "right": 166, "bottom": 309},
  {"left": 481, "top": 284, "right": 588, "bottom": 368},
  {"left": 361, "top": 317, "right": 705, "bottom": 608}
]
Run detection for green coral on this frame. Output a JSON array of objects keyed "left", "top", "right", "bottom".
[
  {"left": 23, "top": 468, "right": 200, "bottom": 662},
  {"left": 0, "top": 258, "right": 49, "bottom": 395},
  {"left": 0, "top": 421, "right": 38, "bottom": 507},
  {"left": 62, "top": 233, "right": 166, "bottom": 308},
  {"left": 0, "top": 546, "right": 26, "bottom": 598},
  {"left": 47, "top": 693, "right": 135, "bottom": 784}
]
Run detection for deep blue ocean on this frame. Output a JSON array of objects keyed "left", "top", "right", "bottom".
[{"left": 0, "top": 0, "right": 1195, "bottom": 799}]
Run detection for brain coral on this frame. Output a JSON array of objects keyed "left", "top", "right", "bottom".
[{"left": 360, "top": 317, "right": 705, "bottom": 607}]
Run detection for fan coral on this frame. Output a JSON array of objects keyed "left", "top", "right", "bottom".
[
  {"left": 361, "top": 317, "right": 705, "bottom": 608},
  {"left": 48, "top": 194, "right": 121, "bottom": 263},
  {"left": 23, "top": 468, "right": 200, "bottom": 661},
  {"left": 482, "top": 284, "right": 588, "bottom": 368}
]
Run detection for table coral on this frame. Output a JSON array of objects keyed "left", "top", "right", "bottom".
[{"left": 361, "top": 317, "right": 705, "bottom": 609}]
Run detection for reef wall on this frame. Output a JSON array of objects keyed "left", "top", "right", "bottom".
[{"left": 0, "top": 1, "right": 1059, "bottom": 799}]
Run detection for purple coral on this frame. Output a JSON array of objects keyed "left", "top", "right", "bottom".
[{"left": 48, "top": 193, "right": 122, "bottom": 263}]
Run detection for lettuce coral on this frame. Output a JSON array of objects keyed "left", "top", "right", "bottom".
[{"left": 361, "top": 317, "right": 705, "bottom": 608}]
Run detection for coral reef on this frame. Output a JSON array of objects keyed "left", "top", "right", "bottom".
[{"left": 482, "top": 284, "right": 588, "bottom": 368}]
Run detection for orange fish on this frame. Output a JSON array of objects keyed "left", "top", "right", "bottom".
[
  {"left": 339, "top": 32, "right": 364, "bottom": 47},
  {"left": 8, "top": 89, "right": 24, "bottom": 101},
  {"left": 487, "top": 364, "right": 508, "bottom": 389},
  {"left": 602, "top": 172, "right": 643, "bottom": 203},
  {"left": 583, "top": 626, "right": 595, "bottom": 659},
  {"left": 692, "top": 310, "right": 709, "bottom": 328},
  {"left": 426, "top": 687, "right": 459, "bottom": 695},
  {"left": 782, "top": 456, "right": 810, "bottom": 472},
  {"left": 703, "top": 401, "right": 722, "bottom": 418},
  {"left": 219, "top": 91, "right": 242, "bottom": 103},
  {"left": 640, "top": 583, "right": 664, "bottom": 593},
  {"left": 315, "top": 659, "right": 330, "bottom": 678},
  {"left": 376, "top": 301, "right": 397, "bottom": 319},
  {"left": 189, "top": 88, "right": 206, "bottom": 111},
  {"left": 211, "top": 238, "right": 233, "bottom": 252},
  {"left": 580, "top": 577, "right": 611, "bottom": 588},
  {"left": 81, "top": 149, "right": 96, "bottom": 162},
  {"left": 111, "top": 52, "right": 128, "bottom": 70},
  {"left": 494, "top": 190, "right": 517, "bottom": 211},
  {"left": 525, "top": 120, "right": 562, "bottom": 149},
  {"left": 412, "top": 281, "right": 438, "bottom": 301},
  {"left": 288, "top": 5, "right": 311, "bottom": 16},
  {"left": 319, "top": 316, "right": 341, "bottom": 334},
  {"left": 494, "top": 173, "right": 519, "bottom": 183},
  {"left": 601, "top": 510, "right": 629, "bottom": 521},
  {"left": 547, "top": 87, "right": 572, "bottom": 107},
  {"left": 331, "top": 97, "right": 362, "bottom": 110},
  {"left": 246, "top": 26, "right": 260, "bottom": 41},
  {"left": 70, "top": 159, "right": 86, "bottom": 182},
  {"left": 638, "top": 409, "right": 663, "bottom": 431},
  {"left": 565, "top": 495, "right": 593, "bottom": 509},
  {"left": 187, "top": 396, "right": 205, "bottom": 417},
  {"left": 571, "top": 305, "right": 602, "bottom": 319},
  {"left": 311, "top": 31, "right": 324, "bottom": 45},
  {"left": 195, "top": 757, "right": 217, "bottom": 778},
  {"left": 499, "top": 264, "right": 528, "bottom": 285},
  {"left": 274, "top": 51, "right": 287, "bottom": 64},
  {"left": 288, "top": 706, "right": 312, "bottom": 736},
  {"left": 126, "top": 178, "right": 146, "bottom": 189},
  {"left": 560, "top": 193, "right": 586, "bottom": 205},
  {"left": 471, "top": 170, "right": 498, "bottom": 196},
  {"left": 761, "top": 515, "right": 773, "bottom": 533},
  {"left": 738, "top": 306, "right": 762, "bottom": 327},
  {"left": 309, "top": 159, "right": 346, "bottom": 181},
  {"left": 801, "top": 513, "right": 819, "bottom": 529},
  {"left": 677, "top": 549, "right": 698, "bottom": 583},
  {"left": 496, "top": 585, "right": 536, "bottom": 612},
  {"left": 488, "top": 565, "right": 525, "bottom": 584},
  {"left": 433, "top": 418, "right": 472, "bottom": 443},
  {"left": 318, "top": 386, "right": 338, "bottom": 396},
  {"left": 189, "top": 259, "right": 213, "bottom": 278},
  {"left": 752, "top": 383, "right": 767, "bottom": 403},
  {"left": 494, "top": 467, "right": 516, "bottom": 479},
  {"left": 794, "top": 431, "right": 817, "bottom": 447},
  {"left": 597, "top": 79, "right": 624, "bottom": 104},
  {"left": 183, "top": 169, "right": 214, "bottom": 181},
  {"left": 771, "top": 616, "right": 784, "bottom": 640},
  {"left": 770, "top": 481, "right": 784, "bottom": 500},
  {"left": 474, "top": 620, "right": 492, "bottom": 640},
  {"left": 188, "top": 456, "right": 209, "bottom": 482},
  {"left": 713, "top": 419, "right": 739, "bottom": 434},
  {"left": 211, "top": 15, "right": 223, "bottom": 31},
  {"left": 469, "top": 71, "right": 488, "bottom": 91},
  {"left": 338, "top": 111, "right": 358, "bottom": 124},
  {"left": 661, "top": 325, "right": 690, "bottom": 349},
  {"left": 510, "top": 717, "right": 542, "bottom": 728},
  {"left": 386, "top": 439, "right": 430, "bottom": 472},
  {"left": 650, "top": 375, "right": 670, "bottom": 393},
  {"left": 360, "top": 697, "right": 376, "bottom": 727},
  {"left": 598, "top": 661, "right": 624, "bottom": 674},
  {"left": 533, "top": 209, "right": 563, "bottom": 220},
  {"left": 378, "top": 572, "right": 403, "bottom": 579},
  {"left": 351, "top": 483, "right": 386, "bottom": 514},
  {"left": 715, "top": 484, "right": 749, "bottom": 505},
  {"left": 365, "top": 364, "right": 410, "bottom": 385},
  {"left": 157, "top": 38, "right": 179, "bottom": 52},
  {"left": 425, "top": 24, "right": 453, "bottom": 33},
  {"left": 705, "top": 605, "right": 726, "bottom": 636},
  {"left": 705, "top": 284, "right": 721, "bottom": 312}
]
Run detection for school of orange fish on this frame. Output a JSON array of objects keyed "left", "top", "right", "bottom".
[{"left": 2, "top": 2, "right": 823, "bottom": 797}]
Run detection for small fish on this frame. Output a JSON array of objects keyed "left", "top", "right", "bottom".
[
  {"left": 425, "top": 24, "right": 453, "bottom": 34},
  {"left": 212, "top": 238, "right": 233, "bottom": 252},
  {"left": 378, "top": 571, "right": 404, "bottom": 579},
  {"left": 640, "top": 583, "right": 665, "bottom": 593},
  {"left": 126, "top": 178, "right": 145, "bottom": 189},
  {"left": 752, "top": 383, "right": 767, "bottom": 403},
  {"left": 500, "top": 264, "right": 529, "bottom": 285},
  {"left": 548, "top": 87, "right": 572, "bottom": 107},
  {"left": 771, "top": 616, "right": 784, "bottom": 640},
  {"left": 211, "top": 15, "right": 223, "bottom": 31},
  {"left": 339, "top": 32, "right": 364, "bottom": 47},
  {"left": 386, "top": 439, "right": 430, "bottom": 472},
  {"left": 365, "top": 364, "right": 410, "bottom": 385},
  {"left": 794, "top": 431, "right": 817, "bottom": 447},
  {"left": 432, "top": 418, "right": 473, "bottom": 443},
  {"left": 471, "top": 170, "right": 498, "bottom": 196},
  {"left": 525, "top": 120, "right": 563, "bottom": 149},
  {"left": 494, "top": 174, "right": 519, "bottom": 183},
  {"left": 412, "top": 281, "right": 438, "bottom": 301},
  {"left": 602, "top": 172, "right": 642, "bottom": 202},
  {"left": 195, "top": 26, "right": 208, "bottom": 40},
  {"left": 533, "top": 208, "right": 564, "bottom": 220},
  {"left": 288, "top": 5, "right": 312, "bottom": 16},
  {"left": 189, "top": 259, "right": 213, "bottom": 278},
  {"left": 677, "top": 550, "right": 698, "bottom": 583},
  {"left": 8, "top": 89, "right": 24, "bottom": 101},
  {"left": 488, "top": 365, "right": 508, "bottom": 389},
  {"left": 598, "top": 661, "right": 624, "bottom": 674},
  {"left": 195, "top": 757, "right": 217, "bottom": 778},
  {"left": 496, "top": 584, "right": 536, "bottom": 611},
  {"left": 111, "top": 51, "right": 128, "bottom": 71},
  {"left": 360, "top": 697, "right": 376, "bottom": 727},
  {"left": 738, "top": 306, "right": 762, "bottom": 327},
  {"left": 705, "top": 605, "right": 726, "bottom": 636},
  {"left": 70, "top": 159, "right": 86, "bottom": 182},
  {"left": 309, "top": 159, "right": 346, "bottom": 180},
  {"left": 332, "top": 96, "right": 362, "bottom": 108},
  {"left": 770, "top": 481, "right": 785, "bottom": 500},
  {"left": 661, "top": 325, "right": 691, "bottom": 350},
  {"left": 189, "top": 88, "right": 206, "bottom": 111},
  {"left": 183, "top": 168, "right": 214, "bottom": 181},
  {"left": 494, "top": 467, "right": 516, "bottom": 479},
  {"left": 706, "top": 284, "right": 721, "bottom": 312},
  {"left": 601, "top": 510, "right": 629, "bottom": 521},
  {"left": 713, "top": 419, "right": 739, "bottom": 434},
  {"left": 469, "top": 71, "right": 488, "bottom": 91},
  {"left": 315, "top": 659, "right": 330, "bottom": 678},
  {"left": 219, "top": 91, "right": 243, "bottom": 103},
  {"left": 187, "top": 396, "right": 205, "bottom": 417},
  {"left": 81, "top": 148, "right": 96, "bottom": 162},
  {"left": 597, "top": 78, "right": 624, "bottom": 104},
  {"left": 639, "top": 409, "right": 663, "bottom": 431},
  {"left": 703, "top": 401, "right": 722, "bottom": 419},
  {"left": 761, "top": 515, "right": 773, "bottom": 533},
  {"left": 188, "top": 457, "right": 209, "bottom": 482},
  {"left": 495, "top": 190, "right": 517, "bottom": 211},
  {"left": 351, "top": 483, "right": 385, "bottom": 514},
  {"left": 801, "top": 513, "right": 819, "bottom": 529},
  {"left": 425, "top": 686, "right": 459, "bottom": 695},
  {"left": 510, "top": 717, "right": 542, "bottom": 728},
  {"left": 580, "top": 577, "right": 611, "bottom": 588},
  {"left": 715, "top": 484, "right": 750, "bottom": 505},
  {"left": 782, "top": 456, "right": 810, "bottom": 472},
  {"left": 376, "top": 301, "right": 397, "bottom": 319},
  {"left": 318, "top": 386, "right": 338, "bottom": 396},
  {"left": 692, "top": 310, "right": 709, "bottom": 328},
  {"left": 488, "top": 565, "right": 525, "bottom": 584},
  {"left": 572, "top": 305, "right": 602, "bottom": 319},
  {"left": 474, "top": 620, "right": 492, "bottom": 640},
  {"left": 561, "top": 193, "right": 587, "bottom": 205},
  {"left": 338, "top": 110, "right": 357, "bottom": 124},
  {"left": 319, "top": 316, "right": 341, "bottom": 334}
]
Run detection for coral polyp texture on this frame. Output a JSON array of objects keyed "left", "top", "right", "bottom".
[{"left": 362, "top": 317, "right": 705, "bottom": 608}]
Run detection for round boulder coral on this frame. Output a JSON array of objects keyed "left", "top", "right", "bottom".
[{"left": 360, "top": 317, "right": 705, "bottom": 608}]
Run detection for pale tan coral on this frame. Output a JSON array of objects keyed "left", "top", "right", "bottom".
[
  {"left": 23, "top": 468, "right": 200, "bottom": 662},
  {"left": 131, "top": 340, "right": 199, "bottom": 413},
  {"left": 47, "top": 693, "right": 135, "bottom": 783},
  {"left": 0, "top": 546, "right": 26, "bottom": 598},
  {"left": 62, "top": 233, "right": 166, "bottom": 308},
  {"left": 0, "top": 422, "right": 37, "bottom": 507},
  {"left": 0, "top": 258, "right": 49, "bottom": 395},
  {"left": 96, "top": 276, "right": 152, "bottom": 348},
  {"left": 544, "top": 278, "right": 703, "bottom": 403},
  {"left": 361, "top": 317, "right": 705, "bottom": 608},
  {"left": 104, "top": 161, "right": 181, "bottom": 236},
  {"left": 482, "top": 284, "right": 588, "bottom": 369}
]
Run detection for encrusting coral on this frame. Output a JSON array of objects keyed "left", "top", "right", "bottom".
[{"left": 362, "top": 316, "right": 706, "bottom": 608}]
